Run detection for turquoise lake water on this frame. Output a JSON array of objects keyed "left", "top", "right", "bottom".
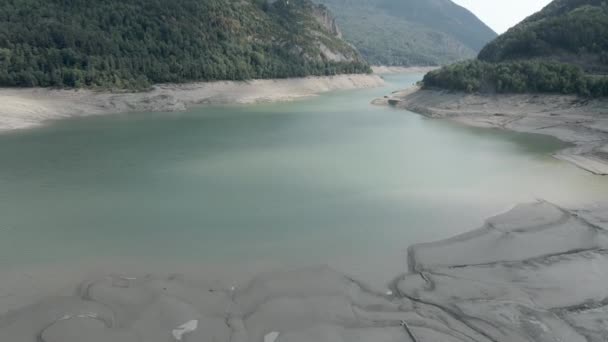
[{"left": 1, "top": 73, "right": 607, "bottom": 283}]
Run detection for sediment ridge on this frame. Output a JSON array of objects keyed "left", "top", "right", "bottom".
[{"left": 2, "top": 200, "right": 607, "bottom": 341}]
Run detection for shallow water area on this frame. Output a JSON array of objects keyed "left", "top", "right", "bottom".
[{"left": 0, "top": 73, "right": 607, "bottom": 296}]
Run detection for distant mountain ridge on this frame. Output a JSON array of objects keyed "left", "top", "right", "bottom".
[
  {"left": 0, "top": 0, "right": 369, "bottom": 89},
  {"left": 376, "top": 0, "right": 495, "bottom": 51},
  {"left": 423, "top": 0, "right": 608, "bottom": 97},
  {"left": 317, "top": 0, "right": 497, "bottom": 66}
]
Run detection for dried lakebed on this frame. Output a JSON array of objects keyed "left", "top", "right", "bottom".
[{"left": 2, "top": 201, "right": 608, "bottom": 341}]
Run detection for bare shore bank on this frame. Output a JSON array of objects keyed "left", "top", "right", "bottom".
[
  {"left": 2, "top": 200, "right": 607, "bottom": 342},
  {"left": 371, "top": 65, "right": 439, "bottom": 74},
  {"left": 0, "top": 74, "right": 385, "bottom": 132},
  {"left": 373, "top": 87, "right": 608, "bottom": 175}
]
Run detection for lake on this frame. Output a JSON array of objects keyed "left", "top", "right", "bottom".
[{"left": 1, "top": 73, "right": 607, "bottom": 287}]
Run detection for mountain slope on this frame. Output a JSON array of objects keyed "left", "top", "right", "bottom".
[
  {"left": 478, "top": 0, "right": 608, "bottom": 73},
  {"left": 317, "top": 0, "right": 497, "bottom": 66},
  {"left": 423, "top": 0, "right": 608, "bottom": 97},
  {"left": 0, "top": 0, "right": 369, "bottom": 89}
]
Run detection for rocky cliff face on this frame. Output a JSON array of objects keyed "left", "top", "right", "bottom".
[
  {"left": 294, "top": 2, "right": 367, "bottom": 63},
  {"left": 312, "top": 4, "right": 342, "bottom": 38}
]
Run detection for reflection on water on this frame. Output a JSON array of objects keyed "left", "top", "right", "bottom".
[{"left": 0, "top": 73, "right": 606, "bottom": 285}]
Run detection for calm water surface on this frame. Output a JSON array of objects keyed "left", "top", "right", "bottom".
[{"left": 1, "top": 73, "right": 607, "bottom": 284}]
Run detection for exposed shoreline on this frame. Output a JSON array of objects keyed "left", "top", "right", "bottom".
[
  {"left": 2, "top": 200, "right": 607, "bottom": 341},
  {"left": 0, "top": 73, "right": 385, "bottom": 132},
  {"left": 371, "top": 65, "right": 439, "bottom": 74},
  {"left": 373, "top": 87, "right": 608, "bottom": 175}
]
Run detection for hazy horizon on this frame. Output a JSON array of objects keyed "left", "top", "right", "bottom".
[{"left": 453, "top": 0, "right": 552, "bottom": 33}]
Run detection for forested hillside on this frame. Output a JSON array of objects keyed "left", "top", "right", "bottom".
[
  {"left": 423, "top": 0, "right": 608, "bottom": 97},
  {"left": 317, "top": 0, "right": 496, "bottom": 66},
  {"left": 478, "top": 0, "right": 608, "bottom": 73},
  {"left": 0, "top": 0, "right": 370, "bottom": 89}
]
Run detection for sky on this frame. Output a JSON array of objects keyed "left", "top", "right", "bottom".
[{"left": 452, "top": 0, "right": 553, "bottom": 33}]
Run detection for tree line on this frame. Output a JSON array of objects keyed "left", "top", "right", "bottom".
[
  {"left": 0, "top": 0, "right": 370, "bottom": 90},
  {"left": 423, "top": 1, "right": 608, "bottom": 97},
  {"left": 423, "top": 60, "right": 608, "bottom": 97}
]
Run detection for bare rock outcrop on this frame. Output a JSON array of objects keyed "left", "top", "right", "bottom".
[{"left": 312, "top": 4, "right": 342, "bottom": 38}]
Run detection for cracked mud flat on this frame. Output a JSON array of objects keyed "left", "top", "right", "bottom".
[
  {"left": 373, "top": 87, "right": 608, "bottom": 175},
  {"left": 2, "top": 200, "right": 608, "bottom": 341}
]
